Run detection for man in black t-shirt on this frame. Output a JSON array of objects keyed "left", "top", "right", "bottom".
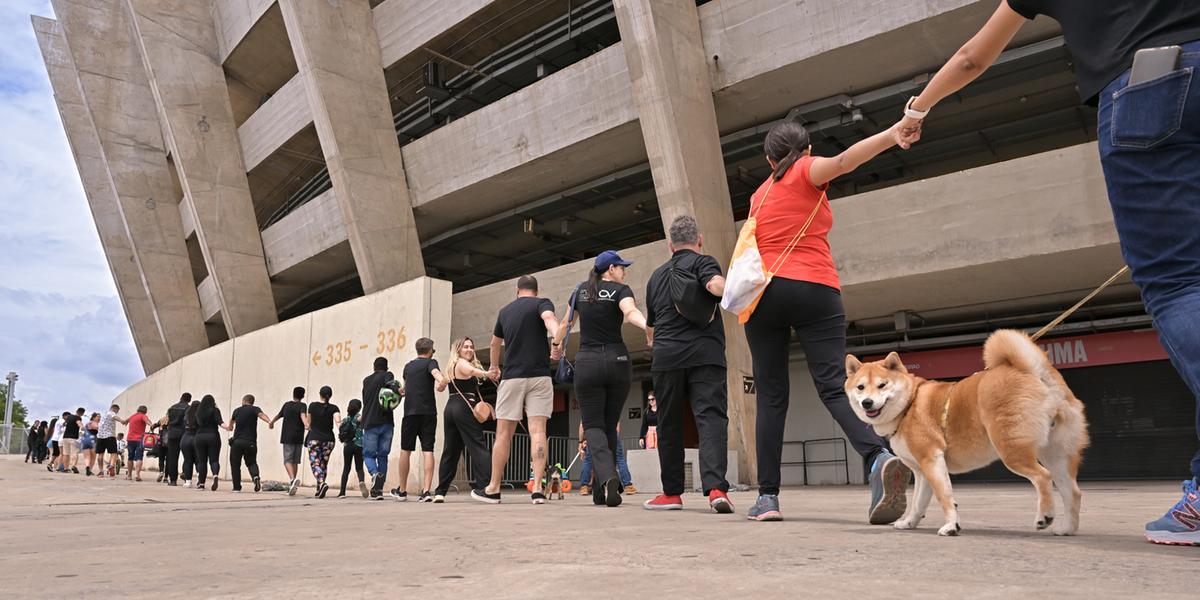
[
  {"left": 390, "top": 338, "right": 446, "bottom": 502},
  {"left": 270, "top": 386, "right": 307, "bottom": 496},
  {"left": 61, "top": 407, "right": 85, "bottom": 473},
  {"left": 162, "top": 393, "right": 191, "bottom": 485},
  {"left": 643, "top": 216, "right": 733, "bottom": 514},
  {"left": 476, "top": 275, "right": 558, "bottom": 504},
  {"left": 223, "top": 394, "right": 272, "bottom": 492},
  {"left": 896, "top": 0, "right": 1200, "bottom": 547},
  {"left": 362, "top": 356, "right": 397, "bottom": 499}
]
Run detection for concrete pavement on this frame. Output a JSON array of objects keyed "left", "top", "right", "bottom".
[{"left": 1, "top": 456, "right": 1193, "bottom": 598}]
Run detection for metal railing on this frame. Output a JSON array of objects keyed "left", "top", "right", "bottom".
[
  {"left": 458, "top": 433, "right": 581, "bottom": 489},
  {"left": 0, "top": 427, "right": 29, "bottom": 455},
  {"left": 781, "top": 437, "right": 851, "bottom": 485}
]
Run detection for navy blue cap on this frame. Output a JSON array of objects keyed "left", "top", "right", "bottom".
[{"left": 593, "top": 250, "right": 633, "bottom": 273}]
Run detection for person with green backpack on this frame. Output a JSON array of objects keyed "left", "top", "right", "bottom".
[{"left": 336, "top": 399, "right": 368, "bottom": 499}]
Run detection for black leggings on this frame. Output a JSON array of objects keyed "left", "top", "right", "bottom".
[
  {"left": 166, "top": 434, "right": 182, "bottom": 483},
  {"left": 180, "top": 432, "right": 196, "bottom": 482},
  {"left": 744, "top": 278, "right": 886, "bottom": 495},
  {"left": 340, "top": 443, "right": 364, "bottom": 495},
  {"left": 434, "top": 397, "right": 492, "bottom": 495},
  {"left": 193, "top": 431, "right": 221, "bottom": 484},
  {"left": 575, "top": 344, "right": 632, "bottom": 490}
]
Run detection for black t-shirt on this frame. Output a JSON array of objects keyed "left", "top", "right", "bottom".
[
  {"left": 362, "top": 370, "right": 395, "bottom": 429},
  {"left": 62, "top": 414, "right": 81, "bottom": 439},
  {"left": 645, "top": 250, "right": 727, "bottom": 371},
  {"left": 166, "top": 401, "right": 188, "bottom": 436},
  {"left": 572, "top": 280, "right": 634, "bottom": 347},
  {"left": 197, "top": 407, "right": 223, "bottom": 433},
  {"left": 230, "top": 405, "right": 263, "bottom": 442},
  {"left": 493, "top": 296, "right": 556, "bottom": 379},
  {"left": 1007, "top": 0, "right": 1200, "bottom": 104},
  {"left": 306, "top": 402, "right": 340, "bottom": 443},
  {"left": 275, "top": 401, "right": 307, "bottom": 445},
  {"left": 402, "top": 358, "right": 440, "bottom": 416}
]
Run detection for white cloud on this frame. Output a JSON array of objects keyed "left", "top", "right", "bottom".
[{"left": 0, "top": 1, "right": 143, "bottom": 420}]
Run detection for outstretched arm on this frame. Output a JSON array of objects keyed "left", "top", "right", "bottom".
[
  {"left": 902, "top": 3, "right": 1026, "bottom": 130},
  {"left": 619, "top": 297, "right": 648, "bottom": 331},
  {"left": 809, "top": 124, "right": 914, "bottom": 187}
]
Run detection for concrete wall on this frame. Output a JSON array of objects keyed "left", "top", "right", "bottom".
[
  {"left": 237, "top": 73, "right": 312, "bottom": 172},
  {"left": 113, "top": 277, "right": 453, "bottom": 488}
]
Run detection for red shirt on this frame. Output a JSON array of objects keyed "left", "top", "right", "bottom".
[
  {"left": 750, "top": 156, "right": 839, "bottom": 291},
  {"left": 126, "top": 413, "right": 151, "bottom": 442}
]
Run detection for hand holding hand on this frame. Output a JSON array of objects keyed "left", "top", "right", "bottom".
[
  {"left": 436, "top": 381, "right": 448, "bottom": 393},
  {"left": 894, "top": 117, "right": 923, "bottom": 149},
  {"left": 550, "top": 346, "right": 563, "bottom": 361}
]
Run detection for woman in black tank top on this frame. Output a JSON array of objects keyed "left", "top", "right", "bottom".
[{"left": 434, "top": 337, "right": 495, "bottom": 502}]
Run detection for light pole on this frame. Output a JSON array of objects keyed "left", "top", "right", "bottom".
[{"left": 3, "top": 372, "right": 16, "bottom": 454}]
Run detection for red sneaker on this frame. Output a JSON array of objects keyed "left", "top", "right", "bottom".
[
  {"left": 709, "top": 489, "right": 734, "bottom": 514},
  {"left": 643, "top": 494, "right": 683, "bottom": 511}
]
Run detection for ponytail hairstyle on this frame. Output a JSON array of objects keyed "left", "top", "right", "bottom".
[
  {"left": 584, "top": 268, "right": 603, "bottom": 305},
  {"left": 764, "top": 120, "right": 812, "bottom": 181}
]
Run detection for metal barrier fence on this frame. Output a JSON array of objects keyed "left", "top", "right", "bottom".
[
  {"left": 781, "top": 437, "right": 851, "bottom": 485},
  {"left": 1, "top": 427, "right": 29, "bottom": 455},
  {"left": 458, "top": 433, "right": 581, "bottom": 489}
]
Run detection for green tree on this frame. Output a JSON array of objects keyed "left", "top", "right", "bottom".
[{"left": 0, "top": 383, "right": 28, "bottom": 428}]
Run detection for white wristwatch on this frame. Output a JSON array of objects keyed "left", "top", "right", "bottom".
[{"left": 904, "top": 96, "right": 930, "bottom": 120}]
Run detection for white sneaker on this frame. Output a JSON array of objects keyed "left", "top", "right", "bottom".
[
  {"left": 433, "top": 494, "right": 445, "bottom": 503},
  {"left": 288, "top": 478, "right": 300, "bottom": 497},
  {"left": 182, "top": 480, "right": 193, "bottom": 489}
]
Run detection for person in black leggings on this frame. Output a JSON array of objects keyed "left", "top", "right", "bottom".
[
  {"left": 338, "top": 399, "right": 368, "bottom": 499},
  {"left": 225, "top": 394, "right": 272, "bottom": 492},
  {"left": 193, "top": 395, "right": 224, "bottom": 491},
  {"left": 180, "top": 400, "right": 199, "bottom": 488},
  {"left": 434, "top": 337, "right": 495, "bottom": 503},
  {"left": 553, "top": 250, "right": 648, "bottom": 508}
]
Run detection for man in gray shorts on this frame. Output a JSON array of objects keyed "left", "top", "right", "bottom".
[
  {"left": 270, "top": 387, "right": 307, "bottom": 496},
  {"left": 476, "top": 275, "right": 559, "bottom": 504}
]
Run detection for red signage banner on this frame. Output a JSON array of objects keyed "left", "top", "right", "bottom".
[{"left": 864, "top": 329, "right": 1168, "bottom": 380}]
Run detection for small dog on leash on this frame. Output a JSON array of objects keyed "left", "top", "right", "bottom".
[
  {"left": 845, "top": 329, "right": 1090, "bottom": 536},
  {"left": 545, "top": 464, "right": 566, "bottom": 500}
]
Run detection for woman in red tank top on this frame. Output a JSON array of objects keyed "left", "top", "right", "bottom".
[{"left": 745, "top": 120, "right": 919, "bottom": 524}]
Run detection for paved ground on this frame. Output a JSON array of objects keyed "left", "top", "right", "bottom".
[{"left": 1, "top": 456, "right": 1194, "bottom": 599}]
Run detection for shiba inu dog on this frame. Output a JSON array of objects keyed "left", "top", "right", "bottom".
[{"left": 845, "top": 330, "right": 1089, "bottom": 536}]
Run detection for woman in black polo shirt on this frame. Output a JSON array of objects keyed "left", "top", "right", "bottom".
[
  {"left": 193, "top": 395, "right": 224, "bottom": 491},
  {"left": 553, "top": 250, "right": 648, "bottom": 507}
]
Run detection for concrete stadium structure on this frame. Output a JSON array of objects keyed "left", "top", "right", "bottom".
[{"left": 33, "top": 0, "right": 1195, "bottom": 488}]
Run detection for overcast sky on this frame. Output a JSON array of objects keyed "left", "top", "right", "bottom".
[{"left": 1, "top": 1, "right": 144, "bottom": 422}]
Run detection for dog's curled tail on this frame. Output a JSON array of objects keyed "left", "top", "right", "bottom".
[{"left": 983, "top": 329, "right": 1050, "bottom": 378}]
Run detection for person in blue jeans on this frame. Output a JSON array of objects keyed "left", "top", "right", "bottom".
[
  {"left": 361, "top": 357, "right": 398, "bottom": 500},
  {"left": 577, "top": 422, "right": 634, "bottom": 494},
  {"left": 897, "top": 0, "right": 1200, "bottom": 546}
]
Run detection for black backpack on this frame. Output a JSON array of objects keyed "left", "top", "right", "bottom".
[
  {"left": 666, "top": 253, "right": 718, "bottom": 326},
  {"left": 338, "top": 419, "right": 355, "bottom": 444}
]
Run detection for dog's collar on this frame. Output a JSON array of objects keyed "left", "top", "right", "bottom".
[{"left": 881, "top": 380, "right": 924, "bottom": 440}]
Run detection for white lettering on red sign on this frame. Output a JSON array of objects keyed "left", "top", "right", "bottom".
[{"left": 1039, "top": 340, "right": 1089, "bottom": 366}]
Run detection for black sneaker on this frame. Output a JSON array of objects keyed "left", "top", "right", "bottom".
[
  {"left": 471, "top": 489, "right": 501, "bottom": 504},
  {"left": 253, "top": 476, "right": 262, "bottom": 493},
  {"left": 85, "top": 467, "right": 92, "bottom": 476},
  {"left": 370, "top": 488, "right": 384, "bottom": 501},
  {"left": 389, "top": 488, "right": 407, "bottom": 501},
  {"left": 605, "top": 477, "right": 622, "bottom": 508},
  {"left": 317, "top": 483, "right": 329, "bottom": 499},
  {"left": 72, "top": 467, "right": 80, "bottom": 474},
  {"left": 418, "top": 491, "right": 433, "bottom": 503},
  {"left": 211, "top": 477, "right": 218, "bottom": 491},
  {"left": 531, "top": 492, "right": 547, "bottom": 505},
  {"left": 288, "top": 478, "right": 300, "bottom": 497}
]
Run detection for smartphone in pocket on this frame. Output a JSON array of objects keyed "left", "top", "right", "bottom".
[{"left": 1129, "top": 46, "right": 1182, "bottom": 86}]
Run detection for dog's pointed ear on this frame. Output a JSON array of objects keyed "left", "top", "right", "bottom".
[
  {"left": 883, "top": 352, "right": 907, "bottom": 373},
  {"left": 845, "top": 355, "right": 863, "bottom": 377}
]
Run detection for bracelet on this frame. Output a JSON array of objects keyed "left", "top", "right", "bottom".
[{"left": 904, "top": 96, "right": 930, "bottom": 120}]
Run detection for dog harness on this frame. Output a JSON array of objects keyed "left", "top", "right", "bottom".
[{"left": 939, "top": 382, "right": 958, "bottom": 435}]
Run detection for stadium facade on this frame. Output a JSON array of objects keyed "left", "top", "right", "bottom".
[{"left": 33, "top": 0, "right": 1194, "bottom": 487}]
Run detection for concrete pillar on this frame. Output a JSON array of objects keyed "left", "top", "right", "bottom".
[
  {"left": 277, "top": 0, "right": 425, "bottom": 293},
  {"left": 32, "top": 16, "right": 170, "bottom": 375},
  {"left": 51, "top": 0, "right": 209, "bottom": 365},
  {"left": 124, "top": 0, "right": 279, "bottom": 337},
  {"left": 613, "top": 0, "right": 757, "bottom": 483}
]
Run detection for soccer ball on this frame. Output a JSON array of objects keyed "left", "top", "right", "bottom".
[{"left": 378, "top": 388, "right": 401, "bottom": 411}]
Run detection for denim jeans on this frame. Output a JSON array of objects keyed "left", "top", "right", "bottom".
[
  {"left": 1097, "top": 39, "right": 1200, "bottom": 480},
  {"left": 362, "top": 424, "right": 394, "bottom": 481},
  {"left": 580, "top": 436, "right": 632, "bottom": 487}
]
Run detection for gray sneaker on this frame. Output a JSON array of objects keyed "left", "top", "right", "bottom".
[
  {"left": 869, "top": 451, "right": 911, "bottom": 525},
  {"left": 747, "top": 494, "right": 783, "bottom": 521}
]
